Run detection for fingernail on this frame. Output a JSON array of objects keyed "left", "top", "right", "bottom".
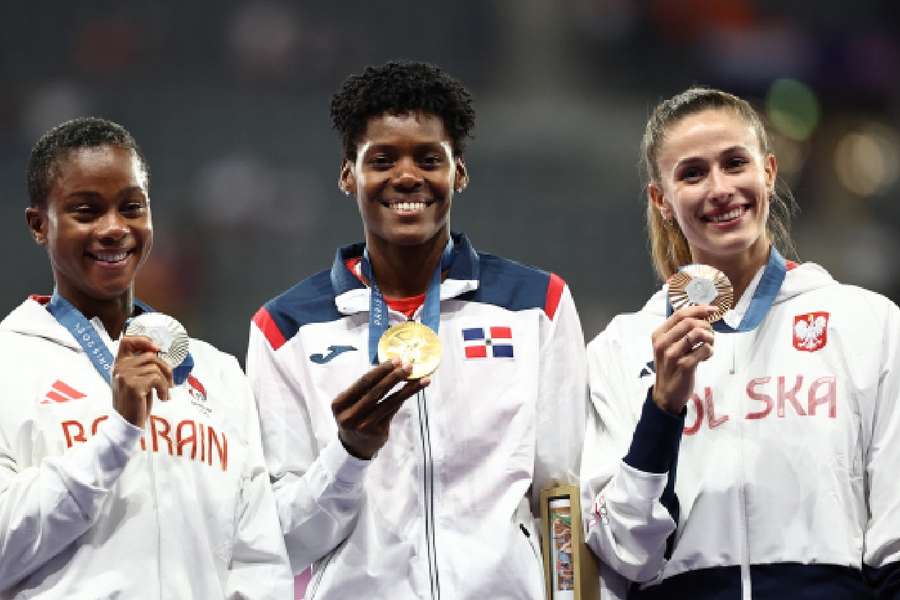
[
  {"left": 420, "top": 377, "right": 432, "bottom": 386},
  {"left": 390, "top": 357, "right": 402, "bottom": 366}
]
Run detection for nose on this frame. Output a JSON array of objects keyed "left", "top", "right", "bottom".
[
  {"left": 707, "top": 166, "right": 734, "bottom": 203},
  {"left": 391, "top": 157, "right": 423, "bottom": 191},
  {"left": 96, "top": 209, "right": 128, "bottom": 242}
]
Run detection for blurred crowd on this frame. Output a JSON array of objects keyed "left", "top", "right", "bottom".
[{"left": 2, "top": 0, "right": 898, "bottom": 358}]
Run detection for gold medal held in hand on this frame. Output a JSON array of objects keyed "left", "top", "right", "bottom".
[
  {"left": 667, "top": 264, "right": 734, "bottom": 323},
  {"left": 377, "top": 321, "right": 442, "bottom": 380}
]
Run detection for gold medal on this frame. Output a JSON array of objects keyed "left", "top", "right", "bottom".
[
  {"left": 377, "top": 321, "right": 442, "bottom": 380},
  {"left": 667, "top": 264, "right": 734, "bottom": 323}
]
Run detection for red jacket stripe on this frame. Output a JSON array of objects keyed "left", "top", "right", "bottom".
[
  {"left": 544, "top": 273, "right": 565, "bottom": 320},
  {"left": 253, "top": 307, "right": 287, "bottom": 351},
  {"left": 53, "top": 380, "right": 86, "bottom": 399}
]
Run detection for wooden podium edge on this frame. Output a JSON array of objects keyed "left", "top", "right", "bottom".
[{"left": 539, "top": 484, "right": 600, "bottom": 600}]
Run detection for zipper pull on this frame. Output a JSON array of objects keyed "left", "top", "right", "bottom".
[{"left": 519, "top": 524, "right": 530, "bottom": 537}]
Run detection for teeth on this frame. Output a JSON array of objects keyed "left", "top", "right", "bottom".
[
  {"left": 710, "top": 207, "right": 743, "bottom": 223},
  {"left": 94, "top": 252, "right": 128, "bottom": 263},
  {"left": 392, "top": 202, "right": 426, "bottom": 211}
]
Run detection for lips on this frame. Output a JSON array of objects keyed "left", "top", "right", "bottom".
[
  {"left": 703, "top": 205, "right": 749, "bottom": 224},
  {"left": 380, "top": 197, "right": 434, "bottom": 213},
  {"left": 86, "top": 249, "right": 132, "bottom": 264}
]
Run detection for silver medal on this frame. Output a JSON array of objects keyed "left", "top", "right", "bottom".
[{"left": 125, "top": 313, "right": 190, "bottom": 368}]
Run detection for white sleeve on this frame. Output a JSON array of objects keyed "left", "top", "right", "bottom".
[
  {"left": 580, "top": 328, "right": 683, "bottom": 584},
  {"left": 862, "top": 298, "right": 900, "bottom": 597},
  {"left": 246, "top": 321, "right": 368, "bottom": 575},
  {"left": 532, "top": 284, "right": 586, "bottom": 510},
  {"left": 220, "top": 356, "right": 293, "bottom": 599},
  {"left": 0, "top": 411, "right": 141, "bottom": 590}
]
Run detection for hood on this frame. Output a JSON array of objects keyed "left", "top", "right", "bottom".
[
  {"left": 0, "top": 296, "right": 84, "bottom": 351},
  {"left": 640, "top": 261, "right": 838, "bottom": 319}
]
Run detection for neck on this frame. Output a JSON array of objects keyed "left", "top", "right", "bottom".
[
  {"left": 365, "top": 231, "right": 450, "bottom": 298},
  {"left": 58, "top": 286, "right": 134, "bottom": 339},
  {"left": 698, "top": 240, "right": 771, "bottom": 303}
]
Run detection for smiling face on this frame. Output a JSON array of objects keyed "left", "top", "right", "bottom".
[
  {"left": 340, "top": 111, "right": 468, "bottom": 250},
  {"left": 26, "top": 144, "right": 152, "bottom": 313},
  {"left": 649, "top": 108, "right": 777, "bottom": 269}
]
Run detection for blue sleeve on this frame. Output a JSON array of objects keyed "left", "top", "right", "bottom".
[{"left": 624, "top": 388, "right": 685, "bottom": 558}]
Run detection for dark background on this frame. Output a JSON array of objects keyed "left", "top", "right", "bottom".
[{"left": 3, "top": 1, "right": 899, "bottom": 360}]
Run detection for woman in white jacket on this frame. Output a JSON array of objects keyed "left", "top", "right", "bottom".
[
  {"left": 582, "top": 87, "right": 900, "bottom": 599},
  {"left": 0, "top": 117, "right": 292, "bottom": 598}
]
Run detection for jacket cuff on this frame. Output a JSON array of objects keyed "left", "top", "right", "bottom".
[
  {"left": 623, "top": 388, "right": 685, "bottom": 474},
  {"left": 100, "top": 411, "right": 144, "bottom": 453},
  {"left": 320, "top": 438, "right": 370, "bottom": 488}
]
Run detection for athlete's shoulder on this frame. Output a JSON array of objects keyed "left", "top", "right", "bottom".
[
  {"left": 471, "top": 252, "right": 567, "bottom": 319},
  {"left": 783, "top": 263, "right": 895, "bottom": 314},
  {"left": 251, "top": 268, "right": 341, "bottom": 350}
]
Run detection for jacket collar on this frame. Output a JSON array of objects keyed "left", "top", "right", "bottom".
[{"left": 331, "top": 232, "right": 480, "bottom": 316}]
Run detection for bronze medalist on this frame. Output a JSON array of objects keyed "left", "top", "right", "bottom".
[
  {"left": 377, "top": 321, "right": 442, "bottom": 380},
  {"left": 667, "top": 264, "right": 734, "bottom": 323}
]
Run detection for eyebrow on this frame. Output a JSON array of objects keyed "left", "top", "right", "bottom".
[
  {"left": 674, "top": 145, "right": 750, "bottom": 169},
  {"left": 65, "top": 187, "right": 147, "bottom": 200}
]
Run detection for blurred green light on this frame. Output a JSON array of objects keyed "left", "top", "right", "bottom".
[{"left": 766, "top": 79, "right": 820, "bottom": 141}]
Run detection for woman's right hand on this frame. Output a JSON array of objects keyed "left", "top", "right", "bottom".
[
  {"left": 112, "top": 336, "right": 174, "bottom": 428},
  {"left": 651, "top": 305, "right": 718, "bottom": 415},
  {"left": 332, "top": 359, "right": 430, "bottom": 460}
]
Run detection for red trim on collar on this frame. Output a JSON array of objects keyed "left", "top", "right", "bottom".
[{"left": 29, "top": 294, "right": 51, "bottom": 305}]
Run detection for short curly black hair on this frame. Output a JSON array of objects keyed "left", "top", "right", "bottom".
[
  {"left": 330, "top": 61, "right": 476, "bottom": 161},
  {"left": 27, "top": 116, "right": 149, "bottom": 208}
]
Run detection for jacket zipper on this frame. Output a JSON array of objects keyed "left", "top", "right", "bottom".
[
  {"left": 731, "top": 335, "right": 751, "bottom": 598},
  {"left": 417, "top": 387, "right": 441, "bottom": 599},
  {"left": 520, "top": 524, "right": 542, "bottom": 568},
  {"left": 306, "top": 546, "right": 339, "bottom": 600}
]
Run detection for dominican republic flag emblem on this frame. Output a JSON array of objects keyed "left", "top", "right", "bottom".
[
  {"left": 793, "top": 311, "right": 829, "bottom": 352},
  {"left": 462, "top": 326, "right": 514, "bottom": 359}
]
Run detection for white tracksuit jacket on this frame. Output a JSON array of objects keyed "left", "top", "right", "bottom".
[
  {"left": 0, "top": 296, "right": 292, "bottom": 599},
  {"left": 246, "top": 233, "right": 587, "bottom": 599},
  {"left": 581, "top": 259, "right": 900, "bottom": 599}
]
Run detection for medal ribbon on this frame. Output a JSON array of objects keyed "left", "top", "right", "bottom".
[
  {"left": 361, "top": 237, "right": 455, "bottom": 364},
  {"left": 665, "top": 247, "right": 787, "bottom": 333},
  {"left": 47, "top": 291, "right": 193, "bottom": 384}
]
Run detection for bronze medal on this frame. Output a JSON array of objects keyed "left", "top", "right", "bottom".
[{"left": 667, "top": 264, "right": 734, "bottom": 323}]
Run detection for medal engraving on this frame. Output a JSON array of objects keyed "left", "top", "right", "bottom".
[
  {"left": 668, "top": 264, "right": 734, "bottom": 323},
  {"left": 377, "top": 321, "right": 442, "bottom": 380},
  {"left": 125, "top": 313, "right": 190, "bottom": 368}
]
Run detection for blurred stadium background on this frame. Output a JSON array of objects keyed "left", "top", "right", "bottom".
[{"left": 2, "top": 0, "right": 899, "bottom": 360}]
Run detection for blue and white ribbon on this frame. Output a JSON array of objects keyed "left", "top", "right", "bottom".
[{"left": 360, "top": 238, "right": 455, "bottom": 364}]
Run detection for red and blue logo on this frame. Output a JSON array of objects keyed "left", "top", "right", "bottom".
[{"left": 462, "top": 326, "right": 514, "bottom": 359}]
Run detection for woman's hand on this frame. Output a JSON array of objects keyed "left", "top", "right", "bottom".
[
  {"left": 112, "top": 336, "right": 174, "bottom": 428},
  {"left": 332, "top": 359, "right": 430, "bottom": 460},
  {"left": 651, "top": 305, "right": 717, "bottom": 415}
]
